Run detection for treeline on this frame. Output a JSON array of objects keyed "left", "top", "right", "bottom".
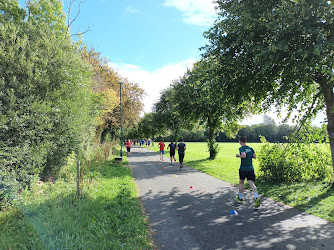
[
  {"left": 0, "top": 0, "right": 144, "bottom": 202},
  {"left": 159, "top": 121, "right": 295, "bottom": 143}
]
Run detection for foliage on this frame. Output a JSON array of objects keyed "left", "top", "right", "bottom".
[
  {"left": 131, "top": 112, "right": 161, "bottom": 140},
  {"left": 206, "top": 139, "right": 220, "bottom": 160},
  {"left": 153, "top": 85, "right": 195, "bottom": 142},
  {"left": 157, "top": 115, "right": 296, "bottom": 143},
  {"left": 0, "top": 168, "right": 28, "bottom": 208},
  {"left": 81, "top": 48, "right": 145, "bottom": 143},
  {"left": 0, "top": 160, "right": 152, "bottom": 249},
  {"left": 259, "top": 136, "right": 333, "bottom": 182},
  {"left": 0, "top": 1, "right": 144, "bottom": 205},
  {"left": 0, "top": 0, "right": 95, "bottom": 187},
  {"left": 203, "top": 0, "right": 334, "bottom": 166}
]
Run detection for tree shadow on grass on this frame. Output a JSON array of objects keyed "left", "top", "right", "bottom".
[{"left": 257, "top": 178, "right": 334, "bottom": 221}]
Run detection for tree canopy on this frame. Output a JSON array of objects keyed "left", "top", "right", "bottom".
[{"left": 202, "top": 0, "right": 334, "bottom": 164}]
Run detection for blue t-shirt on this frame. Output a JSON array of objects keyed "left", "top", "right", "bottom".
[
  {"left": 239, "top": 145, "right": 255, "bottom": 172},
  {"left": 177, "top": 142, "right": 186, "bottom": 154}
]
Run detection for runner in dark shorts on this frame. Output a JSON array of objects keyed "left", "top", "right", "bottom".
[
  {"left": 177, "top": 138, "right": 186, "bottom": 170},
  {"left": 235, "top": 136, "right": 260, "bottom": 208},
  {"left": 167, "top": 141, "right": 177, "bottom": 165}
]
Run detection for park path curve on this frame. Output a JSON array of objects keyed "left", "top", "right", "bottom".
[{"left": 128, "top": 146, "right": 334, "bottom": 250}]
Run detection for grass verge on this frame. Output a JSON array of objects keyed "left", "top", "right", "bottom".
[
  {"left": 0, "top": 160, "right": 153, "bottom": 249},
  {"left": 151, "top": 142, "right": 334, "bottom": 223}
]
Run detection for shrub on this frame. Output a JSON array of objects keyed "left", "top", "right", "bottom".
[
  {"left": 0, "top": 166, "right": 36, "bottom": 209},
  {"left": 259, "top": 137, "right": 333, "bottom": 182},
  {"left": 207, "top": 139, "right": 220, "bottom": 159}
]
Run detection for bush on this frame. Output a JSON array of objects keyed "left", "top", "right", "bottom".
[
  {"left": 259, "top": 137, "right": 333, "bottom": 182},
  {"left": 0, "top": 167, "right": 36, "bottom": 209},
  {"left": 207, "top": 139, "right": 220, "bottom": 159}
]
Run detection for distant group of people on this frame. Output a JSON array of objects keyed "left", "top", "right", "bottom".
[
  {"left": 158, "top": 139, "right": 186, "bottom": 170},
  {"left": 124, "top": 139, "right": 152, "bottom": 157}
]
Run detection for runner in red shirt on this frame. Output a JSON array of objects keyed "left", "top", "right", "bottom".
[
  {"left": 158, "top": 139, "right": 166, "bottom": 161},
  {"left": 126, "top": 139, "right": 132, "bottom": 157}
]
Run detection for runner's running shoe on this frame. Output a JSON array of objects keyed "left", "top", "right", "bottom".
[
  {"left": 255, "top": 198, "right": 260, "bottom": 208},
  {"left": 235, "top": 196, "right": 244, "bottom": 202}
]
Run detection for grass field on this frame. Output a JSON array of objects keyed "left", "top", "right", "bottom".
[
  {"left": 0, "top": 159, "right": 153, "bottom": 249},
  {"left": 151, "top": 142, "right": 334, "bottom": 223}
]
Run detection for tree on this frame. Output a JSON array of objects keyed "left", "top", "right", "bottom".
[
  {"left": 0, "top": 0, "right": 94, "bottom": 179},
  {"left": 153, "top": 85, "right": 195, "bottom": 143},
  {"left": 135, "top": 112, "right": 161, "bottom": 140},
  {"left": 179, "top": 59, "right": 245, "bottom": 159},
  {"left": 262, "top": 115, "right": 276, "bottom": 126},
  {"left": 81, "top": 48, "right": 145, "bottom": 143},
  {"left": 203, "top": 0, "right": 334, "bottom": 166}
]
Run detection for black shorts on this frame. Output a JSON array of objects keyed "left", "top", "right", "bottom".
[
  {"left": 170, "top": 151, "right": 175, "bottom": 157},
  {"left": 239, "top": 169, "right": 255, "bottom": 181},
  {"left": 127, "top": 147, "right": 131, "bottom": 152}
]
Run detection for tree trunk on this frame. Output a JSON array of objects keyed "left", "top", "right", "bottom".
[
  {"left": 318, "top": 75, "right": 334, "bottom": 169},
  {"left": 174, "top": 128, "right": 179, "bottom": 143},
  {"left": 208, "top": 118, "right": 215, "bottom": 159}
]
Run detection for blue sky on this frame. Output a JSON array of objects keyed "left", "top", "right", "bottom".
[
  {"left": 68, "top": 0, "right": 214, "bottom": 71},
  {"left": 62, "top": 0, "right": 219, "bottom": 115},
  {"left": 18, "top": 0, "right": 326, "bottom": 125}
]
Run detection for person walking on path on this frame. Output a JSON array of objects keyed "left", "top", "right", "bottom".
[
  {"left": 167, "top": 141, "right": 177, "bottom": 165},
  {"left": 158, "top": 139, "right": 166, "bottom": 161},
  {"left": 235, "top": 136, "right": 260, "bottom": 208},
  {"left": 147, "top": 139, "right": 151, "bottom": 149},
  {"left": 177, "top": 139, "right": 186, "bottom": 170},
  {"left": 126, "top": 139, "right": 132, "bottom": 157}
]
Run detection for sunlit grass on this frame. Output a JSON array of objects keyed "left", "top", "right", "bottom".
[{"left": 0, "top": 161, "right": 153, "bottom": 249}]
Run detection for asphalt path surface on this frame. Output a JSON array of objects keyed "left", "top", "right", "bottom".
[{"left": 128, "top": 146, "right": 334, "bottom": 250}]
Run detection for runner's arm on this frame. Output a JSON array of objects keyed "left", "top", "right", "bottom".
[{"left": 236, "top": 152, "right": 246, "bottom": 158}]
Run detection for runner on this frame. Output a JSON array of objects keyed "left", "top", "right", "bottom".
[
  {"left": 158, "top": 139, "right": 166, "bottom": 161},
  {"left": 235, "top": 136, "right": 260, "bottom": 208},
  {"left": 167, "top": 141, "right": 177, "bottom": 165},
  {"left": 147, "top": 139, "right": 151, "bottom": 149},
  {"left": 177, "top": 138, "right": 186, "bottom": 170},
  {"left": 126, "top": 139, "right": 131, "bottom": 157}
]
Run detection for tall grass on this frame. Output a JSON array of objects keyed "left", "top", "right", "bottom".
[{"left": 0, "top": 160, "right": 153, "bottom": 249}]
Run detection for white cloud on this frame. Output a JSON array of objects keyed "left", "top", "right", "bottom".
[
  {"left": 164, "top": 0, "right": 217, "bottom": 26},
  {"left": 125, "top": 6, "right": 140, "bottom": 14},
  {"left": 109, "top": 58, "right": 196, "bottom": 114}
]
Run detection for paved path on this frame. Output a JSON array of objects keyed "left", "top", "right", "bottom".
[{"left": 129, "top": 146, "right": 334, "bottom": 250}]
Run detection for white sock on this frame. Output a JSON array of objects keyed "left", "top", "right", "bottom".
[
  {"left": 239, "top": 193, "right": 243, "bottom": 200},
  {"left": 254, "top": 192, "right": 259, "bottom": 199}
]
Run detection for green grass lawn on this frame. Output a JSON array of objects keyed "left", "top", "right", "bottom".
[
  {"left": 152, "top": 142, "right": 334, "bottom": 223},
  {"left": 0, "top": 160, "right": 153, "bottom": 249}
]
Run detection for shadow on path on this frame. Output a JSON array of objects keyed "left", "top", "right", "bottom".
[{"left": 129, "top": 147, "right": 334, "bottom": 249}]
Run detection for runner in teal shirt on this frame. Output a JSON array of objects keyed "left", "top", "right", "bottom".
[
  {"left": 235, "top": 136, "right": 260, "bottom": 208},
  {"left": 239, "top": 145, "right": 255, "bottom": 172}
]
